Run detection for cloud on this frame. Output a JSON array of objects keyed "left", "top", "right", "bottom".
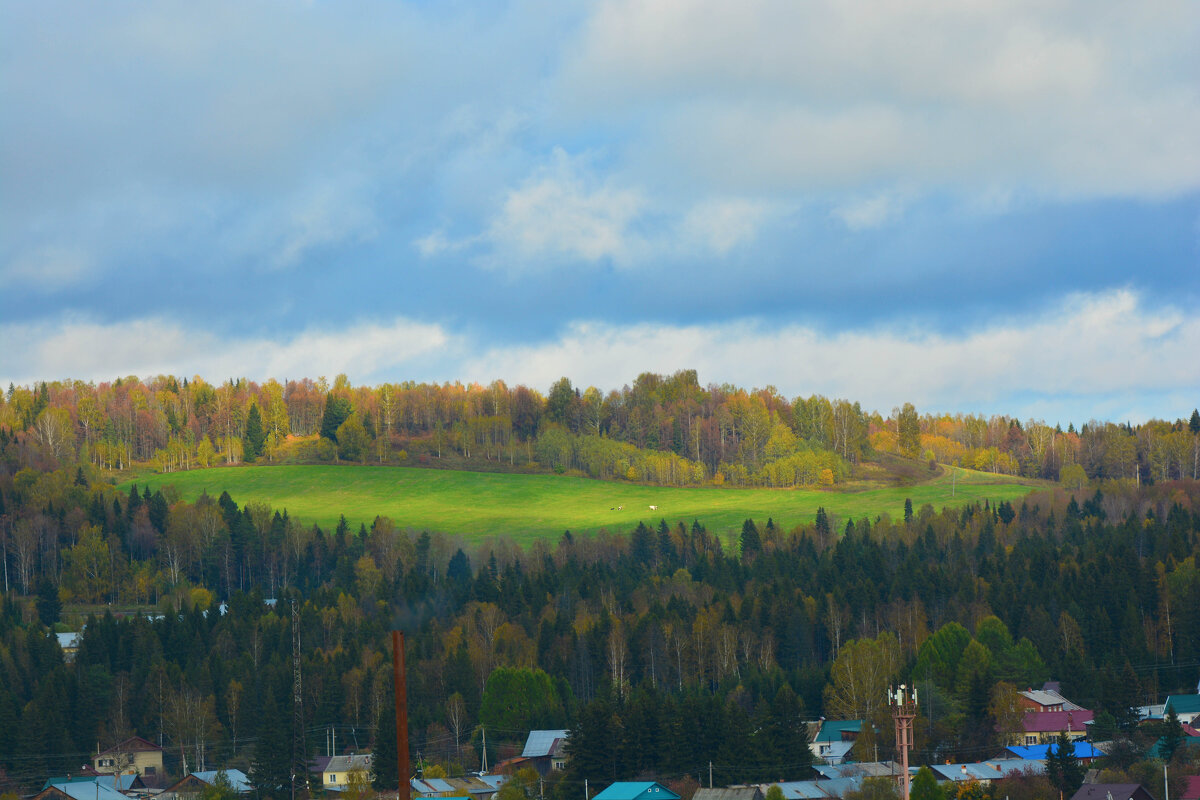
[
  {"left": 0, "top": 316, "right": 454, "bottom": 387},
  {"left": 564, "top": 0, "right": 1200, "bottom": 199},
  {"left": 457, "top": 289, "right": 1200, "bottom": 423},
  {"left": 482, "top": 149, "right": 645, "bottom": 269}
]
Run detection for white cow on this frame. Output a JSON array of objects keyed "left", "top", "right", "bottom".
[{"left": 649, "top": 505, "right": 658, "bottom": 511}]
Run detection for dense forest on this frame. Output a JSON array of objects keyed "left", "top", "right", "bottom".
[
  {"left": 1, "top": 375, "right": 1199, "bottom": 798},
  {"left": 4, "top": 373, "right": 1198, "bottom": 488}
]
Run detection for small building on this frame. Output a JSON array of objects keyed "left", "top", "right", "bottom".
[
  {"left": 33, "top": 783, "right": 130, "bottom": 800},
  {"left": 1165, "top": 695, "right": 1200, "bottom": 725},
  {"left": 809, "top": 721, "right": 861, "bottom": 764},
  {"left": 813, "top": 762, "right": 900, "bottom": 780},
  {"left": 930, "top": 760, "right": 1045, "bottom": 787},
  {"left": 161, "top": 770, "right": 251, "bottom": 800},
  {"left": 93, "top": 737, "right": 165, "bottom": 783},
  {"left": 694, "top": 789, "right": 764, "bottom": 800},
  {"left": 1068, "top": 784, "right": 1157, "bottom": 800},
  {"left": 1018, "top": 683, "right": 1085, "bottom": 713},
  {"left": 322, "top": 754, "right": 372, "bottom": 790},
  {"left": 519, "top": 730, "right": 570, "bottom": 776},
  {"left": 1020, "top": 710, "right": 1093, "bottom": 745},
  {"left": 592, "top": 782, "right": 681, "bottom": 800},
  {"left": 43, "top": 775, "right": 146, "bottom": 793}
]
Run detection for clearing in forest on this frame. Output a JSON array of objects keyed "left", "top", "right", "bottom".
[{"left": 125, "top": 464, "right": 1041, "bottom": 546}]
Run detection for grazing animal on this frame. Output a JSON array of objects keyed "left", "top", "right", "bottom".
[
  {"left": 649, "top": 505, "right": 658, "bottom": 511},
  {"left": 617, "top": 506, "right": 623, "bottom": 511}
]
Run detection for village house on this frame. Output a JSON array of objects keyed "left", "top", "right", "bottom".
[
  {"left": 33, "top": 782, "right": 130, "bottom": 800},
  {"left": 1018, "top": 682, "right": 1085, "bottom": 713},
  {"left": 160, "top": 770, "right": 251, "bottom": 800},
  {"left": 592, "top": 783, "right": 680, "bottom": 800},
  {"left": 322, "top": 754, "right": 372, "bottom": 791},
  {"left": 808, "top": 720, "right": 861, "bottom": 764},
  {"left": 517, "top": 729, "right": 570, "bottom": 777},
  {"left": 1069, "top": 784, "right": 1157, "bottom": 800},
  {"left": 1019, "top": 710, "right": 1093, "bottom": 746},
  {"left": 1165, "top": 694, "right": 1200, "bottom": 726},
  {"left": 1005, "top": 742, "right": 1103, "bottom": 764},
  {"left": 92, "top": 737, "right": 164, "bottom": 785}
]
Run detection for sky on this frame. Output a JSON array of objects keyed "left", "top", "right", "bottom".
[{"left": 1, "top": 0, "right": 1198, "bottom": 426}]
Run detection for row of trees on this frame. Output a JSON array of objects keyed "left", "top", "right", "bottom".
[{"left": 11, "top": 373, "right": 1195, "bottom": 486}]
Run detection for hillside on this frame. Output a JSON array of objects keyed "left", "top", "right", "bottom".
[{"left": 125, "top": 462, "right": 1042, "bottom": 544}]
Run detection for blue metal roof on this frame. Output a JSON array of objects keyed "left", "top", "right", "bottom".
[
  {"left": 775, "top": 781, "right": 834, "bottom": 799},
  {"left": 46, "top": 782, "right": 129, "bottom": 800},
  {"left": 592, "top": 783, "right": 680, "bottom": 800},
  {"left": 192, "top": 769, "right": 252, "bottom": 793},
  {"left": 1007, "top": 743, "right": 1102, "bottom": 760},
  {"left": 522, "top": 730, "right": 570, "bottom": 758},
  {"left": 814, "top": 720, "right": 862, "bottom": 743}
]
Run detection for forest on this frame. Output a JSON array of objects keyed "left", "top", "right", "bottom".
[
  {"left": 5, "top": 372, "right": 1199, "bottom": 489},
  {"left": 1, "top": 374, "right": 1199, "bottom": 798}
]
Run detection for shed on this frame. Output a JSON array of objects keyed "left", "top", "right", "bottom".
[
  {"left": 693, "top": 788, "right": 764, "bottom": 800},
  {"left": 1068, "top": 784, "right": 1156, "bottom": 800}
]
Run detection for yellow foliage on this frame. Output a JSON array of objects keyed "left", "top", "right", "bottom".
[
  {"left": 819, "top": 468, "right": 835, "bottom": 486},
  {"left": 190, "top": 587, "right": 214, "bottom": 611}
]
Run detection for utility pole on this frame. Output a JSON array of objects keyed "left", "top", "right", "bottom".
[
  {"left": 292, "top": 601, "right": 310, "bottom": 797},
  {"left": 890, "top": 684, "right": 918, "bottom": 800},
  {"left": 392, "top": 630, "right": 410, "bottom": 800},
  {"left": 480, "top": 727, "right": 488, "bottom": 773},
  {"left": 708, "top": 762, "right": 713, "bottom": 788}
]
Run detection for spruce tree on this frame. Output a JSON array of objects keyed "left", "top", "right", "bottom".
[
  {"left": 250, "top": 688, "right": 291, "bottom": 798},
  {"left": 373, "top": 689, "right": 398, "bottom": 791},
  {"left": 740, "top": 518, "right": 761, "bottom": 557},
  {"left": 1191, "top": 408, "right": 1200, "bottom": 434},
  {"left": 243, "top": 403, "right": 266, "bottom": 462}
]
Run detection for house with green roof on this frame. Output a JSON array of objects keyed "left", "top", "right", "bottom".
[
  {"left": 592, "top": 782, "right": 680, "bottom": 800},
  {"left": 1165, "top": 695, "right": 1200, "bottom": 725},
  {"left": 809, "top": 720, "right": 862, "bottom": 764}
]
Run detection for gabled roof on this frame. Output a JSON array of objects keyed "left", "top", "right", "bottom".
[
  {"left": 324, "top": 754, "right": 372, "bottom": 774},
  {"left": 1022, "top": 710, "right": 1093, "bottom": 733},
  {"left": 191, "top": 770, "right": 252, "bottom": 793},
  {"left": 521, "top": 730, "right": 570, "bottom": 758},
  {"left": 592, "top": 782, "right": 680, "bottom": 800},
  {"left": 1179, "top": 776, "right": 1200, "bottom": 800},
  {"left": 98, "top": 736, "right": 163, "bottom": 755},
  {"left": 815, "top": 741, "right": 854, "bottom": 763},
  {"left": 1069, "top": 784, "right": 1154, "bottom": 800},
  {"left": 814, "top": 762, "right": 900, "bottom": 780},
  {"left": 814, "top": 721, "right": 862, "bottom": 743},
  {"left": 1166, "top": 695, "right": 1200, "bottom": 715},
  {"left": 774, "top": 781, "right": 833, "bottom": 800},
  {"left": 37, "top": 784, "right": 130, "bottom": 800},
  {"left": 1006, "top": 743, "right": 1103, "bottom": 760},
  {"left": 1020, "top": 688, "right": 1084, "bottom": 710},
  {"left": 693, "top": 788, "right": 763, "bottom": 800},
  {"left": 44, "top": 775, "right": 144, "bottom": 792},
  {"left": 931, "top": 760, "right": 1043, "bottom": 783}
]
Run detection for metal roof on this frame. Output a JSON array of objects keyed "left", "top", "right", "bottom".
[
  {"left": 522, "top": 730, "right": 570, "bottom": 758},
  {"left": 930, "top": 760, "right": 1044, "bottom": 783},
  {"left": 45, "top": 783, "right": 130, "bottom": 800},
  {"left": 1006, "top": 743, "right": 1102, "bottom": 760},
  {"left": 592, "top": 782, "right": 680, "bottom": 800},
  {"left": 775, "top": 781, "right": 833, "bottom": 800},
  {"left": 192, "top": 770, "right": 251, "bottom": 793},
  {"left": 1166, "top": 695, "right": 1200, "bottom": 714},
  {"left": 814, "top": 762, "right": 899, "bottom": 780},
  {"left": 1022, "top": 710, "right": 1093, "bottom": 732},
  {"left": 813, "top": 721, "right": 862, "bottom": 743}
]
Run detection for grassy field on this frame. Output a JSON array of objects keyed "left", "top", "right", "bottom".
[{"left": 124, "top": 464, "right": 1044, "bottom": 547}]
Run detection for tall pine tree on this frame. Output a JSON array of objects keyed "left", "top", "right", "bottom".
[{"left": 243, "top": 403, "right": 266, "bottom": 462}]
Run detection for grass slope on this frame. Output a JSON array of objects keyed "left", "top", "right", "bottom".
[{"left": 125, "top": 464, "right": 1042, "bottom": 547}]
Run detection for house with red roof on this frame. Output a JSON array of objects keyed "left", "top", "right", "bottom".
[{"left": 1019, "top": 710, "right": 1094, "bottom": 746}]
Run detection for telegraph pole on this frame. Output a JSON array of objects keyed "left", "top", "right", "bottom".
[
  {"left": 890, "top": 684, "right": 918, "bottom": 800},
  {"left": 292, "top": 601, "right": 310, "bottom": 796},
  {"left": 392, "top": 630, "right": 411, "bottom": 800}
]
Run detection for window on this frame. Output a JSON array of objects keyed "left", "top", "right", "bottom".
[
  {"left": 1025, "top": 736, "right": 1037, "bottom": 746},
  {"left": 329, "top": 776, "right": 337, "bottom": 783}
]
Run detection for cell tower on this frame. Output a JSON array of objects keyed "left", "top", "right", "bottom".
[
  {"left": 293, "top": 600, "right": 311, "bottom": 796},
  {"left": 889, "top": 684, "right": 918, "bottom": 800}
]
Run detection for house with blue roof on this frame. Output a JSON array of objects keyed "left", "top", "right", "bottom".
[
  {"left": 160, "top": 769, "right": 252, "bottom": 799},
  {"left": 592, "top": 782, "right": 680, "bottom": 800},
  {"left": 1005, "top": 742, "right": 1103, "bottom": 763},
  {"left": 33, "top": 782, "right": 130, "bottom": 800}
]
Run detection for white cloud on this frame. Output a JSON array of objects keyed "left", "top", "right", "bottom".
[
  {"left": 458, "top": 289, "right": 1200, "bottom": 423},
  {"left": 680, "top": 198, "right": 770, "bottom": 254},
  {"left": 0, "top": 316, "right": 454, "bottom": 387},
  {"left": 482, "top": 149, "right": 645, "bottom": 269},
  {"left": 831, "top": 191, "right": 910, "bottom": 231},
  {"left": 563, "top": 0, "right": 1200, "bottom": 199}
]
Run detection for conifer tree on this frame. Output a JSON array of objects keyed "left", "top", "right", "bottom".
[
  {"left": 372, "top": 689, "right": 398, "bottom": 791},
  {"left": 243, "top": 403, "right": 266, "bottom": 462}
]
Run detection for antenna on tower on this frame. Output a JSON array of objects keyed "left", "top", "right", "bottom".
[{"left": 292, "top": 601, "right": 311, "bottom": 796}]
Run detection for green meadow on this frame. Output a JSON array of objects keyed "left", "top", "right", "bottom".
[{"left": 124, "top": 464, "right": 1043, "bottom": 547}]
